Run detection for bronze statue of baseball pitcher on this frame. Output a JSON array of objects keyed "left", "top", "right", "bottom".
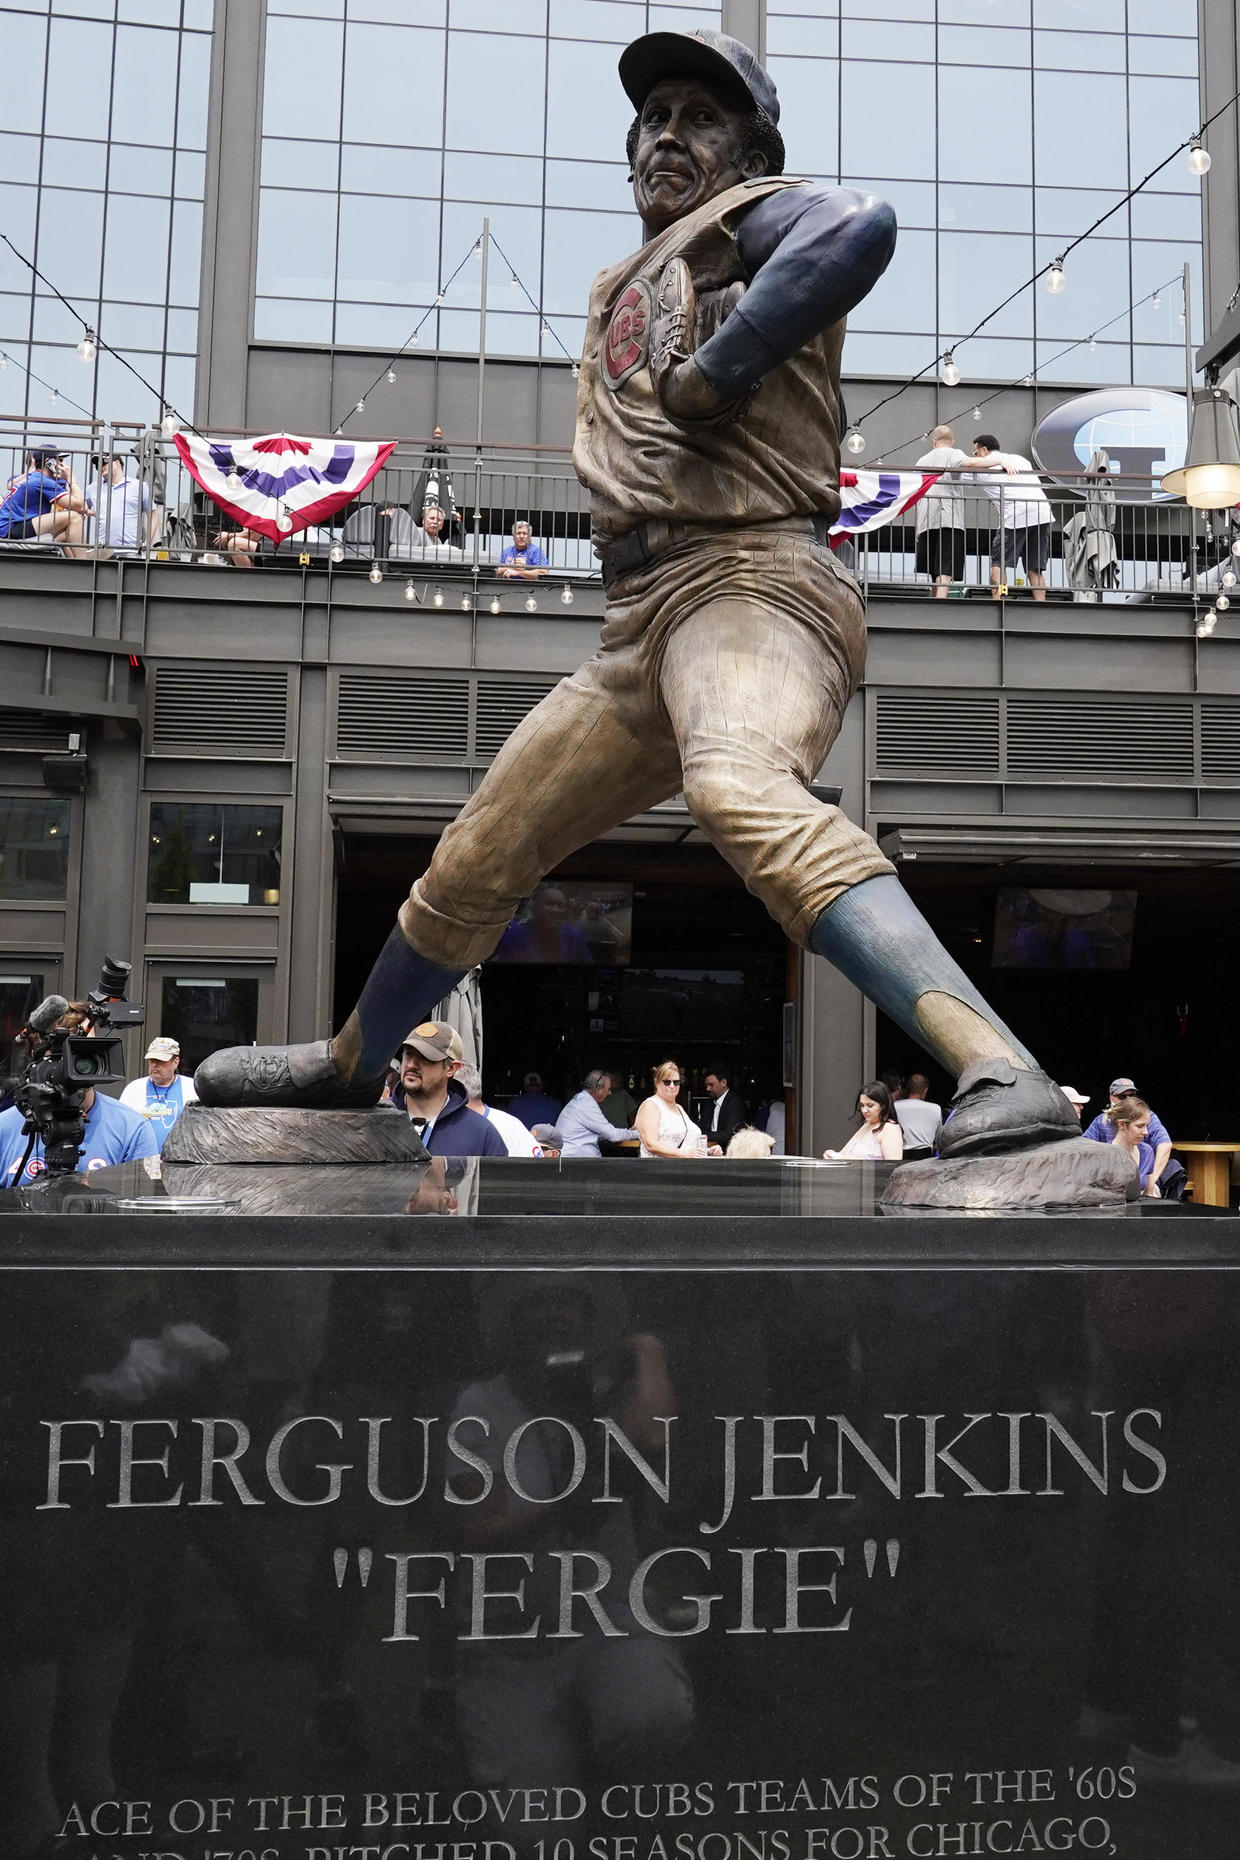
[{"left": 198, "top": 28, "right": 1078, "bottom": 1161}]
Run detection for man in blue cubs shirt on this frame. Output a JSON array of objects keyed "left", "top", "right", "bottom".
[
  {"left": 496, "top": 518, "right": 549, "bottom": 581},
  {"left": 119, "top": 1034, "right": 199, "bottom": 1149},
  {"left": 0, "top": 444, "right": 89, "bottom": 549},
  {"left": 0, "top": 1075, "right": 158, "bottom": 1184}
]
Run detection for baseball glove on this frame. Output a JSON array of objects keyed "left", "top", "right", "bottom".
[{"left": 649, "top": 256, "right": 754, "bottom": 427}]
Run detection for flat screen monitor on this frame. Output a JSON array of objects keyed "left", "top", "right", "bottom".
[
  {"left": 490, "top": 880, "right": 633, "bottom": 965},
  {"left": 992, "top": 887, "right": 1136, "bottom": 970}
]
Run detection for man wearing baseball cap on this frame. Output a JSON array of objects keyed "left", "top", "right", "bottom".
[
  {"left": 197, "top": 26, "right": 1083, "bottom": 1179},
  {"left": 1083, "top": 1078, "right": 1173, "bottom": 1188},
  {"left": 391, "top": 1021, "right": 506, "bottom": 1158},
  {"left": 119, "top": 1034, "right": 199, "bottom": 1149},
  {"left": 0, "top": 444, "right": 88, "bottom": 551}
]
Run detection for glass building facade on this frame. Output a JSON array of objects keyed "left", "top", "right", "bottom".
[
  {"left": 0, "top": 0, "right": 212, "bottom": 428},
  {"left": 767, "top": 0, "right": 1203, "bottom": 389}
]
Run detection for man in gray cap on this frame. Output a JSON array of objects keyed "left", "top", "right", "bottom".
[
  {"left": 119, "top": 1034, "right": 199, "bottom": 1149},
  {"left": 198, "top": 28, "right": 1077, "bottom": 1165}
]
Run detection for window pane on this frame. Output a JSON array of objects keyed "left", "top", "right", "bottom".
[
  {"left": 939, "top": 182, "right": 1032, "bottom": 233},
  {"left": 1126, "top": 0, "right": 1197, "bottom": 32},
  {"left": 545, "top": 36, "right": 633, "bottom": 161},
  {"left": 938, "top": 0, "right": 1029, "bottom": 22},
  {"left": 550, "top": 0, "right": 645, "bottom": 38},
  {"left": 1034, "top": 0, "right": 1122, "bottom": 22},
  {"left": 542, "top": 207, "right": 635, "bottom": 314},
  {"left": 938, "top": 23, "right": 1029, "bottom": 62},
  {"left": 1034, "top": 29, "right": 1124, "bottom": 69},
  {"left": 0, "top": 799, "right": 69, "bottom": 901},
  {"left": 161, "top": 977, "right": 260, "bottom": 1074},
  {"left": 1034, "top": 70, "right": 1126, "bottom": 190},
  {"left": 767, "top": 14, "right": 838, "bottom": 56},
  {"left": 108, "top": 144, "right": 175, "bottom": 196},
  {"left": 337, "top": 194, "right": 440, "bottom": 302},
  {"left": 148, "top": 805, "right": 283, "bottom": 906},
  {"left": 1128, "top": 76, "right": 1200, "bottom": 193},
  {"left": 343, "top": 23, "right": 445, "bottom": 144},
  {"left": 544, "top": 157, "right": 631, "bottom": 210},
  {"left": 113, "top": 24, "right": 178, "bottom": 145},
  {"left": 444, "top": 151, "right": 544, "bottom": 204},
  {"left": 843, "top": 63, "right": 933, "bottom": 176},
  {"left": 38, "top": 190, "right": 105, "bottom": 297},
  {"left": 262, "top": 15, "right": 344, "bottom": 139},
  {"left": 0, "top": 974, "right": 46, "bottom": 1050},
  {"left": 262, "top": 138, "right": 341, "bottom": 190},
  {"left": 851, "top": 225, "right": 935, "bottom": 334},
  {"left": 169, "top": 200, "right": 203, "bottom": 304},
  {"left": 254, "top": 296, "right": 334, "bottom": 343},
  {"left": 255, "top": 188, "right": 338, "bottom": 299},
  {"left": 447, "top": 32, "right": 545, "bottom": 156},
  {"left": 767, "top": 57, "right": 838, "bottom": 179},
  {"left": 939, "top": 66, "right": 1031, "bottom": 184},
  {"left": 340, "top": 145, "right": 441, "bottom": 194},
  {"left": 842, "top": 20, "right": 934, "bottom": 57},
  {"left": 7, "top": 13, "right": 47, "bottom": 135},
  {"left": 939, "top": 230, "right": 1035, "bottom": 338}
]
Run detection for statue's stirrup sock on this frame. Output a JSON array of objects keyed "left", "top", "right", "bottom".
[
  {"left": 338, "top": 925, "right": 466, "bottom": 1085},
  {"left": 806, "top": 874, "right": 1036, "bottom": 1075}
]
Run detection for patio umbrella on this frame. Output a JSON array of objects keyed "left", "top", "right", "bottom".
[{"left": 1064, "top": 447, "right": 1118, "bottom": 594}]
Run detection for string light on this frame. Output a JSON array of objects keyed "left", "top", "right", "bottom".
[
  {"left": 940, "top": 351, "right": 961, "bottom": 387},
  {"left": 432, "top": 587, "right": 444, "bottom": 607},
  {"left": 1152, "top": 290, "right": 1161, "bottom": 310},
  {"left": 162, "top": 407, "right": 178, "bottom": 436},
  {"left": 971, "top": 405, "right": 981, "bottom": 421},
  {"left": 368, "top": 561, "right": 383, "bottom": 584},
  {"left": 489, "top": 596, "right": 501, "bottom": 614},
  {"left": 49, "top": 387, "right": 58, "bottom": 405},
  {"left": 844, "top": 427, "right": 866, "bottom": 456},
  {"left": 329, "top": 542, "right": 344, "bottom": 564},
  {"left": 355, "top": 399, "right": 365, "bottom": 414},
  {"left": 1216, "top": 594, "right": 1230, "bottom": 611},
  {"left": 227, "top": 465, "right": 241, "bottom": 489},
  {"left": 76, "top": 329, "right": 96, "bottom": 362},
  {"left": 525, "top": 593, "right": 537, "bottom": 611},
  {"left": 460, "top": 592, "right": 471, "bottom": 610},
  {"left": 405, "top": 579, "right": 417, "bottom": 601},
  {"left": 1046, "top": 257, "right": 1066, "bottom": 294},
  {"left": 386, "top": 368, "right": 396, "bottom": 384},
  {"left": 1088, "top": 337, "right": 1097, "bottom": 351},
  {"left": 1021, "top": 373, "right": 1034, "bottom": 387},
  {"left": 1187, "top": 136, "right": 1211, "bottom": 176},
  {"left": 277, "top": 505, "right": 293, "bottom": 534},
  {"left": 560, "top": 585, "right": 574, "bottom": 605},
  {"left": 410, "top": 330, "right": 419, "bottom": 348},
  {"left": 1222, "top": 569, "right": 1237, "bottom": 588},
  {"left": 571, "top": 362, "right": 580, "bottom": 378},
  {"left": 0, "top": 353, "right": 8, "bottom": 369}
]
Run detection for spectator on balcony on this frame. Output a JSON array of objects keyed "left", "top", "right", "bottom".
[
  {"left": 914, "top": 425, "right": 969, "bottom": 599},
  {"left": 211, "top": 526, "right": 261, "bottom": 567},
  {"left": 0, "top": 445, "right": 88, "bottom": 552},
  {"left": 496, "top": 518, "right": 549, "bottom": 580},
  {"left": 403, "top": 500, "right": 466, "bottom": 563},
  {"left": 88, "top": 452, "right": 153, "bottom": 556},
  {"left": 969, "top": 434, "right": 1055, "bottom": 602}
]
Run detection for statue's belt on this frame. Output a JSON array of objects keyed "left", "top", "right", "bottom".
[{"left": 598, "top": 513, "right": 834, "bottom": 588}]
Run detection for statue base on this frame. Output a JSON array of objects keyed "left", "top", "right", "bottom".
[
  {"left": 162, "top": 1103, "right": 429, "bottom": 1165},
  {"left": 882, "top": 1135, "right": 1139, "bottom": 1211}
]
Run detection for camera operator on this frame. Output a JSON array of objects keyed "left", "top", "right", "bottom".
[{"left": 0, "top": 1001, "right": 157, "bottom": 1184}]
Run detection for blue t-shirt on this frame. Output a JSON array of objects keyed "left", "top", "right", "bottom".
[
  {"left": 0, "top": 1092, "right": 159, "bottom": 1184},
  {"left": 499, "top": 541, "right": 548, "bottom": 568},
  {"left": 0, "top": 471, "right": 67, "bottom": 537}
]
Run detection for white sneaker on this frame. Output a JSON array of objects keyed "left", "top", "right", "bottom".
[{"left": 1129, "top": 1736, "right": 1240, "bottom": 1791}]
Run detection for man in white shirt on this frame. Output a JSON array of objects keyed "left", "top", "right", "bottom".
[
  {"left": 89, "top": 453, "right": 151, "bottom": 555},
  {"left": 914, "top": 425, "right": 969, "bottom": 598},
  {"left": 894, "top": 1071, "right": 943, "bottom": 1160},
  {"left": 558, "top": 1068, "right": 639, "bottom": 1157},
  {"left": 455, "top": 1062, "right": 539, "bottom": 1155},
  {"left": 119, "top": 1035, "right": 198, "bottom": 1149},
  {"left": 969, "top": 434, "right": 1055, "bottom": 601}
]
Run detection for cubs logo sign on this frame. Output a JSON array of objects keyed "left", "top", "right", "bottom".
[{"left": 603, "top": 279, "right": 652, "bottom": 390}]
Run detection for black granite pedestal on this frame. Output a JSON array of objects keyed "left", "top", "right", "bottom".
[{"left": 1, "top": 1158, "right": 1236, "bottom": 1860}]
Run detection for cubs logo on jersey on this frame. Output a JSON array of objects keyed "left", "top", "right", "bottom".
[{"left": 603, "top": 279, "right": 652, "bottom": 390}]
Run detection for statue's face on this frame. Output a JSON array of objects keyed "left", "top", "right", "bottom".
[{"left": 631, "top": 78, "right": 756, "bottom": 233}]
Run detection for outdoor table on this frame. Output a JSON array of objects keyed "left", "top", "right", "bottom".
[{"left": 1174, "top": 1139, "right": 1239, "bottom": 1207}]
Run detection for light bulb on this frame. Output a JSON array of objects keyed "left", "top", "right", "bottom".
[
  {"left": 405, "top": 580, "right": 417, "bottom": 601},
  {"left": 49, "top": 388, "right": 58, "bottom": 405},
  {"left": 971, "top": 405, "right": 981, "bottom": 421},
  {"left": 844, "top": 427, "right": 866, "bottom": 456},
  {"left": 1088, "top": 337, "right": 1097, "bottom": 352},
  {"left": 489, "top": 596, "right": 501, "bottom": 614},
  {"left": 1223, "top": 569, "right": 1237, "bottom": 588},
  {"left": 1022, "top": 374, "right": 1034, "bottom": 388},
  {"left": 1046, "top": 258, "right": 1066, "bottom": 294},
  {"left": 368, "top": 561, "right": 382, "bottom": 584},
  {"left": 1151, "top": 292, "right": 1161, "bottom": 310},
  {"left": 460, "top": 592, "right": 470, "bottom": 610},
  {"left": 334, "top": 426, "right": 344, "bottom": 436},
  {"left": 432, "top": 587, "right": 444, "bottom": 608},
  {"left": 355, "top": 399, "right": 365, "bottom": 414},
  {"left": 0, "top": 353, "right": 8, "bottom": 369},
  {"left": 277, "top": 507, "right": 293, "bottom": 533},
  {"left": 560, "top": 585, "right": 574, "bottom": 605},
  {"left": 329, "top": 542, "right": 344, "bottom": 564},
  {"left": 162, "top": 408, "right": 177, "bottom": 435},
  {"left": 410, "top": 330, "right": 419, "bottom": 349},
  {"left": 510, "top": 275, "right": 520, "bottom": 293},
  {"left": 77, "top": 330, "right": 96, "bottom": 362},
  {"left": 1178, "top": 311, "right": 1186, "bottom": 327},
  {"left": 940, "top": 352, "right": 961, "bottom": 387},
  {"left": 525, "top": 594, "right": 537, "bottom": 612},
  {"left": 571, "top": 362, "right": 580, "bottom": 379},
  {"left": 1196, "top": 621, "right": 1210, "bottom": 637},
  {"left": 1216, "top": 594, "right": 1230, "bottom": 611},
  {"left": 227, "top": 466, "right": 241, "bottom": 489},
  {"left": 1232, "top": 539, "right": 1240, "bottom": 558},
  {"left": 1188, "top": 137, "right": 1211, "bottom": 176},
  {"left": 387, "top": 368, "right": 396, "bottom": 384}
]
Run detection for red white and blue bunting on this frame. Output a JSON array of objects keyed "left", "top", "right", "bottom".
[
  {"left": 830, "top": 467, "right": 937, "bottom": 547},
  {"left": 173, "top": 431, "right": 397, "bottom": 545}
]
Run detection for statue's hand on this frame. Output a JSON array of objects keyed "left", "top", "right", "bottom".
[
  {"left": 659, "top": 355, "right": 730, "bottom": 422},
  {"left": 650, "top": 255, "right": 750, "bottom": 427}
]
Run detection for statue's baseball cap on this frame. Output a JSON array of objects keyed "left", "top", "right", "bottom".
[
  {"left": 400, "top": 1020, "right": 463, "bottom": 1063},
  {"left": 619, "top": 28, "right": 780, "bottom": 125}
]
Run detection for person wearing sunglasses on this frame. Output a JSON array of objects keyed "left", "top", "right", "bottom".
[{"left": 636, "top": 1059, "right": 720, "bottom": 1158}]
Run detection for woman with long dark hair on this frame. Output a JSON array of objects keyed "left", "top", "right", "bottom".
[{"left": 823, "top": 1081, "right": 904, "bottom": 1161}]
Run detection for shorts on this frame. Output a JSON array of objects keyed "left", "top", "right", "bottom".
[
  {"left": 915, "top": 529, "right": 966, "bottom": 580},
  {"left": 0, "top": 518, "right": 39, "bottom": 541},
  {"left": 991, "top": 523, "right": 1052, "bottom": 574}
]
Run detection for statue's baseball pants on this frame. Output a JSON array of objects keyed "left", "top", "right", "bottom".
[{"left": 401, "top": 522, "right": 895, "bottom": 969}]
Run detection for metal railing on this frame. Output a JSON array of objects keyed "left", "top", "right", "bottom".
[{"left": 0, "top": 419, "right": 1228, "bottom": 603}]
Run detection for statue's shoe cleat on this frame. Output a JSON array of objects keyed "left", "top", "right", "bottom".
[
  {"left": 194, "top": 1038, "right": 384, "bottom": 1109},
  {"left": 938, "top": 1057, "right": 1080, "bottom": 1161}
]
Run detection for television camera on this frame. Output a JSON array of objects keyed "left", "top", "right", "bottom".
[{"left": 7, "top": 956, "right": 145, "bottom": 1180}]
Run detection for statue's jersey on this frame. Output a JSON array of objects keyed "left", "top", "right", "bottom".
[{"left": 572, "top": 176, "right": 845, "bottom": 546}]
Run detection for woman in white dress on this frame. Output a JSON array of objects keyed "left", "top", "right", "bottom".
[
  {"left": 636, "top": 1059, "right": 721, "bottom": 1158},
  {"left": 823, "top": 1081, "right": 904, "bottom": 1161}
]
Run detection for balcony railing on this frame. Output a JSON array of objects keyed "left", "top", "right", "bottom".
[{"left": 0, "top": 417, "right": 1231, "bottom": 603}]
